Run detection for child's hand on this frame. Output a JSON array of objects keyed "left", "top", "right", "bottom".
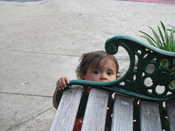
[{"left": 56, "top": 77, "right": 69, "bottom": 91}]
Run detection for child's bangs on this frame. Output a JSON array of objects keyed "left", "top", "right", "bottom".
[{"left": 89, "top": 56, "right": 104, "bottom": 69}]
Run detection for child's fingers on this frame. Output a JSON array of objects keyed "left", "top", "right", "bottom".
[
  {"left": 64, "top": 77, "right": 69, "bottom": 85},
  {"left": 60, "top": 77, "right": 67, "bottom": 87},
  {"left": 57, "top": 77, "right": 69, "bottom": 90},
  {"left": 64, "top": 77, "right": 70, "bottom": 88}
]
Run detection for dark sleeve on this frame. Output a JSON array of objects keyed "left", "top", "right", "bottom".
[{"left": 52, "top": 87, "right": 63, "bottom": 109}]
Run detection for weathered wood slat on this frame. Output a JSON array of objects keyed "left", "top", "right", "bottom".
[
  {"left": 111, "top": 95, "right": 134, "bottom": 131},
  {"left": 81, "top": 88, "right": 109, "bottom": 131},
  {"left": 140, "top": 101, "right": 162, "bottom": 131},
  {"left": 50, "top": 88, "right": 83, "bottom": 131},
  {"left": 167, "top": 100, "right": 175, "bottom": 131}
]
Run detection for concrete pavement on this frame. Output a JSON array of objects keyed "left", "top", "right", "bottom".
[{"left": 0, "top": 0, "right": 175, "bottom": 130}]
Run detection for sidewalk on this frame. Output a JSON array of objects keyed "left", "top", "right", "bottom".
[{"left": 0, "top": 0, "right": 175, "bottom": 130}]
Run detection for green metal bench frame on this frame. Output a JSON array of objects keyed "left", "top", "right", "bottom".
[{"left": 70, "top": 35, "right": 175, "bottom": 102}]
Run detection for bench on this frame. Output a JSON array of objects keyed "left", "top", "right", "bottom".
[{"left": 50, "top": 36, "right": 175, "bottom": 131}]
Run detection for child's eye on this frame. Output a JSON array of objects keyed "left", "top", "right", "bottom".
[
  {"left": 107, "top": 71, "right": 113, "bottom": 75},
  {"left": 93, "top": 70, "right": 100, "bottom": 74}
]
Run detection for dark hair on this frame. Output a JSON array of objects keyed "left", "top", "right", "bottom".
[{"left": 76, "top": 50, "right": 119, "bottom": 79}]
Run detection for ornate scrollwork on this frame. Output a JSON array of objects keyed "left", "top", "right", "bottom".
[{"left": 70, "top": 36, "right": 175, "bottom": 101}]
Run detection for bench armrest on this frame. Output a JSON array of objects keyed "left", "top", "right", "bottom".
[{"left": 69, "top": 36, "right": 175, "bottom": 102}]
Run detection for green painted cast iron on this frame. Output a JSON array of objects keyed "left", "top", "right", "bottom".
[{"left": 69, "top": 36, "right": 175, "bottom": 102}]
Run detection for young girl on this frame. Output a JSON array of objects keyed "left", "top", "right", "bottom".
[{"left": 53, "top": 50, "right": 119, "bottom": 131}]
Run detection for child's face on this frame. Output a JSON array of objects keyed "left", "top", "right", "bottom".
[{"left": 82, "top": 57, "right": 117, "bottom": 82}]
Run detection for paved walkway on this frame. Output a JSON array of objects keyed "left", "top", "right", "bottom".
[{"left": 0, "top": 0, "right": 175, "bottom": 130}]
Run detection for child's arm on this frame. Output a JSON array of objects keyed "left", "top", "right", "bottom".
[
  {"left": 53, "top": 87, "right": 62, "bottom": 109},
  {"left": 52, "top": 77, "right": 69, "bottom": 109}
]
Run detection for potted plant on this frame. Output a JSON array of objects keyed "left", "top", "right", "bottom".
[{"left": 139, "top": 21, "right": 175, "bottom": 52}]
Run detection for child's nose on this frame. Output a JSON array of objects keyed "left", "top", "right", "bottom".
[
  {"left": 100, "top": 76, "right": 108, "bottom": 81},
  {"left": 100, "top": 73, "right": 108, "bottom": 78}
]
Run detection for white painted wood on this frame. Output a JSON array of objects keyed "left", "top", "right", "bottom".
[
  {"left": 140, "top": 101, "right": 162, "bottom": 131},
  {"left": 167, "top": 100, "right": 175, "bottom": 131},
  {"left": 81, "top": 88, "right": 109, "bottom": 131},
  {"left": 111, "top": 95, "right": 134, "bottom": 131},
  {"left": 50, "top": 88, "right": 83, "bottom": 131}
]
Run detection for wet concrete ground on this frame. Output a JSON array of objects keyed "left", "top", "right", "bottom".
[{"left": 0, "top": 0, "right": 175, "bottom": 130}]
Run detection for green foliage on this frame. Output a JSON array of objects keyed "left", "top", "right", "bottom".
[
  {"left": 168, "top": 24, "right": 175, "bottom": 33},
  {"left": 140, "top": 21, "right": 175, "bottom": 52}
]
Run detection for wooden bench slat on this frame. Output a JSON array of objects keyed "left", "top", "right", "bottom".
[
  {"left": 167, "top": 100, "right": 175, "bottom": 131},
  {"left": 50, "top": 88, "right": 83, "bottom": 131},
  {"left": 81, "top": 88, "right": 109, "bottom": 131},
  {"left": 111, "top": 95, "right": 134, "bottom": 131},
  {"left": 140, "top": 101, "right": 162, "bottom": 131}
]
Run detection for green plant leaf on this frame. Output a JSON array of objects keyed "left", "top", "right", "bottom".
[
  {"left": 161, "top": 22, "right": 169, "bottom": 47},
  {"left": 168, "top": 24, "right": 175, "bottom": 33},
  {"left": 140, "top": 35, "right": 156, "bottom": 46},
  {"left": 139, "top": 31, "right": 157, "bottom": 46},
  {"left": 158, "top": 26, "right": 165, "bottom": 44},
  {"left": 149, "top": 26, "right": 162, "bottom": 48},
  {"left": 139, "top": 21, "right": 175, "bottom": 52},
  {"left": 170, "top": 32, "right": 173, "bottom": 51}
]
